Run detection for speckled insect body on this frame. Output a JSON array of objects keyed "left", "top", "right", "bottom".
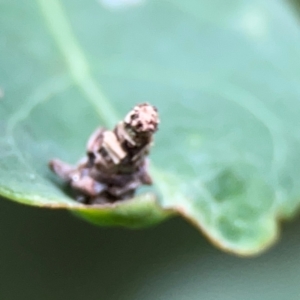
[{"left": 49, "top": 103, "right": 159, "bottom": 205}]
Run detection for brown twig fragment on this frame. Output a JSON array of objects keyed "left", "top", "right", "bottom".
[{"left": 49, "top": 103, "right": 159, "bottom": 205}]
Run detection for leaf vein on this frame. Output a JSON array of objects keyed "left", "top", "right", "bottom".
[{"left": 36, "top": 0, "right": 119, "bottom": 128}]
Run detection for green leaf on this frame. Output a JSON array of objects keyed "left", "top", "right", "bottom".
[{"left": 1, "top": 0, "right": 300, "bottom": 255}]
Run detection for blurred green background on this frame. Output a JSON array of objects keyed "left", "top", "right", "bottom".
[{"left": 1, "top": 198, "right": 300, "bottom": 300}]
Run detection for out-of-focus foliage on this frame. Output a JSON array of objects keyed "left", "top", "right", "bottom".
[{"left": 1, "top": 199, "right": 300, "bottom": 300}]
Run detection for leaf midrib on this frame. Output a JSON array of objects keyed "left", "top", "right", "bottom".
[{"left": 36, "top": 0, "right": 118, "bottom": 129}]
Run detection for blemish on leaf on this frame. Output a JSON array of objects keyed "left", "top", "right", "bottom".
[{"left": 208, "top": 169, "right": 246, "bottom": 202}]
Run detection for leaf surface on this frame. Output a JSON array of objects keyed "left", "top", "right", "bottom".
[{"left": 1, "top": 0, "right": 300, "bottom": 254}]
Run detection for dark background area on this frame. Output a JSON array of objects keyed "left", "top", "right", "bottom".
[{"left": 0, "top": 197, "right": 300, "bottom": 300}]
